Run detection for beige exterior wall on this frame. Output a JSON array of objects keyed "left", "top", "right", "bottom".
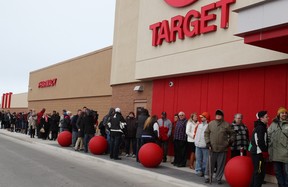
[
  {"left": 111, "top": 0, "right": 140, "bottom": 85},
  {"left": 28, "top": 46, "right": 112, "bottom": 101},
  {"left": 28, "top": 46, "right": 112, "bottom": 118},
  {"left": 10, "top": 93, "right": 28, "bottom": 108},
  {"left": 111, "top": 0, "right": 288, "bottom": 84}
]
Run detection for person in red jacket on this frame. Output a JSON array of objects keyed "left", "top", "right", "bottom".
[
  {"left": 157, "top": 112, "right": 172, "bottom": 162},
  {"left": 36, "top": 108, "right": 45, "bottom": 138}
]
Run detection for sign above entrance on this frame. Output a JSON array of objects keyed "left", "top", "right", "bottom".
[
  {"left": 164, "top": 0, "right": 198, "bottom": 8},
  {"left": 38, "top": 78, "right": 57, "bottom": 88},
  {"left": 150, "top": 0, "right": 236, "bottom": 46}
]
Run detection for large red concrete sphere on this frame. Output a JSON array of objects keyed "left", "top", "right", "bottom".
[
  {"left": 139, "top": 143, "right": 163, "bottom": 168},
  {"left": 224, "top": 156, "right": 253, "bottom": 187},
  {"left": 57, "top": 131, "right": 72, "bottom": 147},
  {"left": 89, "top": 136, "right": 108, "bottom": 155}
]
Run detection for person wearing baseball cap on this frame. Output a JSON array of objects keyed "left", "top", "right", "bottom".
[
  {"left": 204, "top": 109, "right": 235, "bottom": 184},
  {"left": 268, "top": 107, "right": 288, "bottom": 187},
  {"left": 157, "top": 111, "right": 172, "bottom": 162},
  {"left": 250, "top": 110, "right": 269, "bottom": 187}
]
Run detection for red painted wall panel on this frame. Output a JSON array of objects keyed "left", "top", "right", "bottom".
[
  {"left": 264, "top": 65, "right": 287, "bottom": 118},
  {"left": 206, "top": 73, "right": 224, "bottom": 116},
  {"left": 152, "top": 64, "right": 288, "bottom": 168},
  {"left": 238, "top": 68, "right": 265, "bottom": 134},
  {"left": 222, "top": 70, "right": 239, "bottom": 123}
]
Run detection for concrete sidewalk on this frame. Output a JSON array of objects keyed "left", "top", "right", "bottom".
[{"left": 0, "top": 129, "right": 278, "bottom": 187}]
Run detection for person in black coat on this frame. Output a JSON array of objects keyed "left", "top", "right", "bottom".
[
  {"left": 40, "top": 113, "right": 50, "bottom": 140},
  {"left": 49, "top": 111, "right": 60, "bottom": 140},
  {"left": 83, "top": 109, "right": 96, "bottom": 153},
  {"left": 135, "top": 108, "right": 149, "bottom": 162},
  {"left": 250, "top": 111, "right": 269, "bottom": 187},
  {"left": 124, "top": 112, "right": 137, "bottom": 157},
  {"left": 75, "top": 111, "right": 85, "bottom": 151},
  {"left": 108, "top": 107, "right": 126, "bottom": 160}
]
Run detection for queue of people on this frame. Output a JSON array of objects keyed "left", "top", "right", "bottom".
[{"left": 1, "top": 106, "right": 287, "bottom": 187}]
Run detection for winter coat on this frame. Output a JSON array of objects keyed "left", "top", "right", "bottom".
[
  {"left": 125, "top": 116, "right": 137, "bottom": 138},
  {"left": 230, "top": 122, "right": 249, "bottom": 151},
  {"left": 50, "top": 114, "right": 60, "bottom": 132},
  {"left": 60, "top": 114, "right": 71, "bottom": 131},
  {"left": 250, "top": 120, "right": 268, "bottom": 154},
  {"left": 204, "top": 119, "right": 235, "bottom": 152},
  {"left": 142, "top": 121, "right": 159, "bottom": 139},
  {"left": 83, "top": 112, "right": 96, "bottom": 135},
  {"left": 136, "top": 114, "right": 149, "bottom": 139},
  {"left": 76, "top": 114, "right": 85, "bottom": 137},
  {"left": 195, "top": 122, "right": 208, "bottom": 148},
  {"left": 157, "top": 118, "right": 172, "bottom": 141},
  {"left": 268, "top": 118, "right": 288, "bottom": 163},
  {"left": 186, "top": 120, "right": 198, "bottom": 143},
  {"left": 71, "top": 115, "right": 79, "bottom": 132},
  {"left": 109, "top": 112, "right": 125, "bottom": 136},
  {"left": 28, "top": 114, "right": 37, "bottom": 129}
]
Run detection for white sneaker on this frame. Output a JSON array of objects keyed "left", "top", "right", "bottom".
[
  {"left": 125, "top": 154, "right": 129, "bottom": 157},
  {"left": 132, "top": 154, "right": 136, "bottom": 158}
]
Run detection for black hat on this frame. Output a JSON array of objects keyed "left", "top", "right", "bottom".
[
  {"left": 215, "top": 109, "right": 224, "bottom": 116},
  {"left": 257, "top": 111, "right": 267, "bottom": 119},
  {"left": 161, "top": 111, "right": 167, "bottom": 116}
]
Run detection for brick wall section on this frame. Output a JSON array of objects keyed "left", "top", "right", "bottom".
[
  {"left": 28, "top": 96, "right": 111, "bottom": 120},
  {"left": 111, "top": 81, "right": 153, "bottom": 117}
]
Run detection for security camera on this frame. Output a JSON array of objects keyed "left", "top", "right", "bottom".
[{"left": 169, "top": 81, "right": 174, "bottom": 87}]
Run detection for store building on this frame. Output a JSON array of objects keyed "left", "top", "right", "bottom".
[
  {"left": 111, "top": 0, "right": 288, "bottom": 182},
  {"left": 26, "top": 0, "right": 287, "bottom": 182},
  {"left": 112, "top": 0, "right": 288, "bottom": 121},
  {"left": 28, "top": 47, "right": 113, "bottom": 118},
  {"left": 1, "top": 92, "right": 28, "bottom": 113}
]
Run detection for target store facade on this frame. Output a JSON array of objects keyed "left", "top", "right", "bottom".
[
  {"left": 25, "top": 0, "right": 288, "bottom": 182},
  {"left": 111, "top": 0, "right": 288, "bottom": 182},
  {"left": 112, "top": 0, "right": 288, "bottom": 128}
]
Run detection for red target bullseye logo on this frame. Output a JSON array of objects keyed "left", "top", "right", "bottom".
[{"left": 164, "top": 0, "right": 198, "bottom": 7}]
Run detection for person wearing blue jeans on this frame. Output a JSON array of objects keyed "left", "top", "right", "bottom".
[
  {"left": 195, "top": 147, "right": 208, "bottom": 176},
  {"left": 194, "top": 112, "right": 210, "bottom": 177}
]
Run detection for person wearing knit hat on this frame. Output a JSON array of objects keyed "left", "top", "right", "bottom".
[
  {"left": 277, "top": 107, "right": 288, "bottom": 116},
  {"left": 204, "top": 110, "right": 235, "bottom": 184},
  {"left": 250, "top": 110, "right": 269, "bottom": 187},
  {"left": 194, "top": 112, "right": 210, "bottom": 177},
  {"left": 268, "top": 107, "right": 288, "bottom": 187},
  {"left": 115, "top": 107, "right": 121, "bottom": 113},
  {"left": 199, "top": 112, "right": 210, "bottom": 122}
]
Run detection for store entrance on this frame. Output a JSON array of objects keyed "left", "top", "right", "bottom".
[{"left": 134, "top": 100, "right": 147, "bottom": 119}]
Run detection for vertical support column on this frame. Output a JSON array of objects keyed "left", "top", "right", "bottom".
[
  {"left": 7, "top": 92, "right": 12, "bottom": 109},
  {"left": 1, "top": 94, "right": 5, "bottom": 109},
  {"left": 4, "top": 93, "right": 8, "bottom": 109}
]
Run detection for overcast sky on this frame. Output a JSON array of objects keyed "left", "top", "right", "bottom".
[{"left": 0, "top": 0, "right": 115, "bottom": 97}]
